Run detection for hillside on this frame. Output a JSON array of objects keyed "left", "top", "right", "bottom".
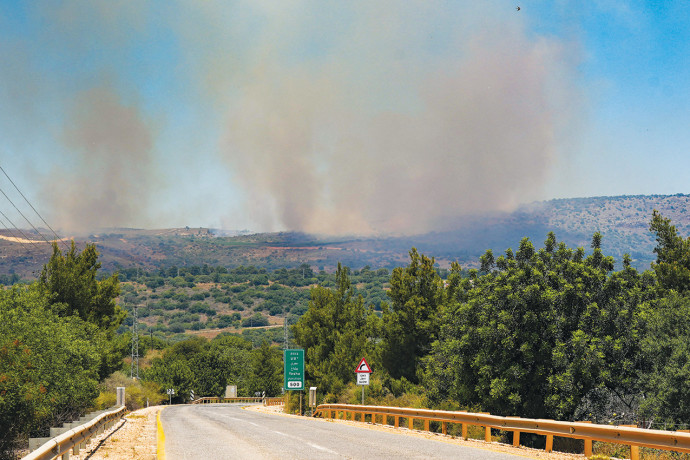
[{"left": 1, "top": 194, "right": 689, "bottom": 279}]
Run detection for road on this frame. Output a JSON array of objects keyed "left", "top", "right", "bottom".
[{"left": 160, "top": 403, "right": 534, "bottom": 459}]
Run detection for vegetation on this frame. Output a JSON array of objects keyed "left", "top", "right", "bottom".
[
  {"left": 0, "top": 244, "right": 124, "bottom": 458},
  {"left": 6, "top": 210, "right": 690, "bottom": 458},
  {"left": 292, "top": 212, "right": 690, "bottom": 433}
]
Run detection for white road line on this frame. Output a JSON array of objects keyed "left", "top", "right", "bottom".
[
  {"left": 272, "top": 431, "right": 289, "bottom": 437},
  {"left": 307, "top": 442, "right": 339, "bottom": 455}
]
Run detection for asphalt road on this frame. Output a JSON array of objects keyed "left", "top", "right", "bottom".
[{"left": 160, "top": 403, "right": 532, "bottom": 459}]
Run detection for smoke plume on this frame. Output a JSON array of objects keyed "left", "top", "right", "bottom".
[
  {"left": 1, "top": 1, "right": 584, "bottom": 235},
  {"left": 214, "top": 2, "right": 582, "bottom": 235},
  {"left": 48, "top": 87, "right": 156, "bottom": 233}
]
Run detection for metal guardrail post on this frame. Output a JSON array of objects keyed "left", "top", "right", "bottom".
[{"left": 580, "top": 421, "right": 592, "bottom": 456}]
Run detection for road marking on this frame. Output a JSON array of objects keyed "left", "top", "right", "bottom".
[
  {"left": 307, "top": 442, "right": 339, "bottom": 455},
  {"left": 248, "top": 421, "right": 260, "bottom": 427},
  {"left": 272, "top": 431, "right": 289, "bottom": 437},
  {"left": 157, "top": 408, "right": 166, "bottom": 460}
]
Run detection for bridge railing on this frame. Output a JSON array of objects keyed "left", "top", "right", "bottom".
[
  {"left": 263, "top": 397, "right": 285, "bottom": 406},
  {"left": 190, "top": 396, "right": 284, "bottom": 406},
  {"left": 314, "top": 403, "right": 690, "bottom": 459},
  {"left": 191, "top": 397, "right": 264, "bottom": 404},
  {"left": 22, "top": 405, "right": 126, "bottom": 460}
]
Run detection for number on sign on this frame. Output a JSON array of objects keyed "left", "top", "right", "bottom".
[{"left": 287, "top": 381, "right": 301, "bottom": 388}]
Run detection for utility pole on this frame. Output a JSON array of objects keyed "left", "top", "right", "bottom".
[
  {"left": 131, "top": 304, "right": 139, "bottom": 379},
  {"left": 284, "top": 306, "right": 289, "bottom": 350}
]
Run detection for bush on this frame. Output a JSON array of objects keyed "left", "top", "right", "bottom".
[{"left": 96, "top": 371, "right": 165, "bottom": 410}]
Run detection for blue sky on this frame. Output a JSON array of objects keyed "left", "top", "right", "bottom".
[{"left": 0, "top": 1, "right": 689, "bottom": 235}]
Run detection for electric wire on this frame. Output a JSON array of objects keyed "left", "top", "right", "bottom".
[
  {"left": 0, "top": 165, "right": 70, "bottom": 251},
  {"left": 0, "top": 185, "right": 55, "bottom": 247},
  {"left": 0, "top": 208, "right": 43, "bottom": 251},
  {"left": 0, "top": 213, "right": 33, "bottom": 253}
]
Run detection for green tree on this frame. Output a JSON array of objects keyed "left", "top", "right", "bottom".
[
  {"left": 380, "top": 248, "right": 444, "bottom": 383},
  {"left": 146, "top": 335, "right": 254, "bottom": 400},
  {"left": 649, "top": 210, "right": 690, "bottom": 293},
  {"left": 638, "top": 293, "right": 690, "bottom": 423},
  {"left": 423, "top": 233, "right": 654, "bottom": 420},
  {"left": 293, "top": 263, "right": 377, "bottom": 397},
  {"left": 39, "top": 242, "right": 126, "bottom": 379},
  {"left": 0, "top": 285, "right": 100, "bottom": 458},
  {"left": 249, "top": 341, "right": 283, "bottom": 397}
]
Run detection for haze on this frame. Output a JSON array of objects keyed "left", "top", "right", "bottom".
[{"left": 1, "top": 2, "right": 688, "bottom": 235}]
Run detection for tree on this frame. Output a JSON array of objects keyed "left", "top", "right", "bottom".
[
  {"left": 422, "top": 233, "right": 654, "bottom": 420},
  {"left": 39, "top": 241, "right": 125, "bottom": 333},
  {"left": 293, "top": 263, "right": 377, "bottom": 397},
  {"left": 649, "top": 210, "right": 690, "bottom": 293},
  {"left": 0, "top": 285, "right": 100, "bottom": 457},
  {"left": 145, "top": 335, "right": 254, "bottom": 400},
  {"left": 380, "top": 248, "right": 444, "bottom": 383},
  {"left": 249, "top": 341, "right": 283, "bottom": 397}
]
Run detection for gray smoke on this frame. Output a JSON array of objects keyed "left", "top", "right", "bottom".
[
  {"left": 47, "top": 87, "right": 156, "bottom": 233},
  {"left": 1, "top": 1, "right": 584, "bottom": 235},
  {"left": 211, "top": 2, "right": 583, "bottom": 234}
]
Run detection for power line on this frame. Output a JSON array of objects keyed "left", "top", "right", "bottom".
[
  {"left": 0, "top": 208, "right": 43, "bottom": 252},
  {"left": 0, "top": 165, "right": 70, "bottom": 251},
  {"left": 0, "top": 213, "right": 34, "bottom": 254},
  {"left": 0, "top": 185, "right": 55, "bottom": 248}
]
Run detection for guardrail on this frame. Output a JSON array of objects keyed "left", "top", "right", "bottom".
[
  {"left": 22, "top": 405, "right": 126, "bottom": 460},
  {"left": 191, "top": 397, "right": 264, "bottom": 404},
  {"left": 314, "top": 403, "right": 690, "bottom": 459},
  {"left": 263, "top": 397, "right": 285, "bottom": 406}
]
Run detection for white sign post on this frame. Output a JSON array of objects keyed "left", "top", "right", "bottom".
[
  {"left": 166, "top": 388, "right": 175, "bottom": 405},
  {"left": 355, "top": 357, "right": 372, "bottom": 405}
]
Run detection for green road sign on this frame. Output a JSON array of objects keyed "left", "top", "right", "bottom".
[{"left": 284, "top": 349, "right": 304, "bottom": 390}]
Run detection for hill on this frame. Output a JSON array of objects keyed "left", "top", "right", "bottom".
[{"left": 1, "top": 194, "right": 689, "bottom": 279}]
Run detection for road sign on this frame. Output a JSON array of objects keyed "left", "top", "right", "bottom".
[
  {"left": 357, "top": 373, "right": 370, "bottom": 385},
  {"left": 284, "top": 349, "right": 304, "bottom": 390},
  {"left": 355, "top": 357, "right": 372, "bottom": 373},
  {"left": 166, "top": 388, "right": 175, "bottom": 395}
]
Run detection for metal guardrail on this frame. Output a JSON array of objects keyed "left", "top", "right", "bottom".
[
  {"left": 22, "top": 405, "right": 126, "bottom": 460},
  {"left": 191, "top": 397, "right": 264, "bottom": 404},
  {"left": 263, "top": 397, "right": 285, "bottom": 407},
  {"left": 314, "top": 403, "right": 690, "bottom": 459}
]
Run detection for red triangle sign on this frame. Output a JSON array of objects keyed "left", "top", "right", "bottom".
[{"left": 355, "top": 357, "right": 372, "bottom": 373}]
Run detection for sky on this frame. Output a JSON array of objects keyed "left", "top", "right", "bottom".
[{"left": 0, "top": 1, "right": 689, "bottom": 236}]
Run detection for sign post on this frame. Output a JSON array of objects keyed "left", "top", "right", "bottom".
[
  {"left": 284, "top": 349, "right": 305, "bottom": 414},
  {"left": 355, "top": 357, "right": 372, "bottom": 405},
  {"left": 166, "top": 388, "right": 175, "bottom": 405}
]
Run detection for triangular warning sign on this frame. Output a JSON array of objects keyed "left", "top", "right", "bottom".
[{"left": 355, "top": 357, "right": 372, "bottom": 373}]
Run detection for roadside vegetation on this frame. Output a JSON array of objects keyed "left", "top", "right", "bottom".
[
  {"left": 291, "top": 211, "right": 690, "bottom": 437},
  {"left": 3, "top": 211, "right": 690, "bottom": 459}
]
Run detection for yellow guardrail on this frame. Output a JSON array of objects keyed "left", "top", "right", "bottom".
[
  {"left": 314, "top": 403, "right": 690, "bottom": 459},
  {"left": 22, "top": 405, "right": 126, "bottom": 460},
  {"left": 191, "top": 397, "right": 264, "bottom": 404},
  {"left": 263, "top": 397, "right": 285, "bottom": 406}
]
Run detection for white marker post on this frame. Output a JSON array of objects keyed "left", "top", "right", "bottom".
[{"left": 355, "top": 357, "right": 372, "bottom": 405}]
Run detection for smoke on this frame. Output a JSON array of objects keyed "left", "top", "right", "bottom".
[
  {"left": 1, "top": 1, "right": 584, "bottom": 235},
  {"left": 47, "top": 87, "right": 156, "bottom": 233},
  {"left": 214, "top": 2, "right": 583, "bottom": 235}
]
